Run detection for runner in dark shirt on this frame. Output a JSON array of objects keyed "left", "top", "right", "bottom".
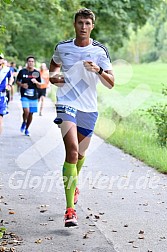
[{"left": 17, "top": 56, "right": 41, "bottom": 136}]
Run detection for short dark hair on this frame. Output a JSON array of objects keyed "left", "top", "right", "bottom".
[
  {"left": 74, "top": 8, "right": 95, "bottom": 24},
  {"left": 26, "top": 55, "right": 35, "bottom": 62}
]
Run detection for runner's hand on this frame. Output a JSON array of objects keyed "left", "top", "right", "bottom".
[
  {"left": 83, "top": 61, "right": 100, "bottom": 73},
  {"left": 21, "top": 83, "right": 28, "bottom": 89},
  {"left": 50, "top": 74, "right": 64, "bottom": 87},
  {"left": 31, "top": 78, "right": 38, "bottom": 84}
]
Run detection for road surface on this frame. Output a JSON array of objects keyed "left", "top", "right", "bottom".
[{"left": 0, "top": 93, "right": 167, "bottom": 252}]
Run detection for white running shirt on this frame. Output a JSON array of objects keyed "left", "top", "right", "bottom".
[{"left": 52, "top": 38, "right": 112, "bottom": 112}]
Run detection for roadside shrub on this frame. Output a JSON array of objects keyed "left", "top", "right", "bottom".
[
  {"left": 141, "top": 51, "right": 159, "bottom": 63},
  {"left": 146, "top": 85, "right": 167, "bottom": 146}
]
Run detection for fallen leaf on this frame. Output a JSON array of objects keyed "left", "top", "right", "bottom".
[
  {"left": 83, "top": 233, "right": 88, "bottom": 239},
  {"left": 138, "top": 235, "right": 144, "bottom": 239},
  {"left": 88, "top": 230, "right": 95, "bottom": 233},
  {"left": 40, "top": 209, "right": 47, "bottom": 213},
  {"left": 8, "top": 211, "right": 15, "bottom": 215},
  {"left": 9, "top": 233, "right": 17, "bottom": 238},
  {"left": 160, "top": 236, "right": 166, "bottom": 240},
  {"left": 0, "top": 242, "right": 7, "bottom": 246},
  {"left": 0, "top": 227, "right": 6, "bottom": 233},
  {"left": 35, "top": 239, "right": 42, "bottom": 244},
  {"left": 45, "top": 237, "right": 52, "bottom": 240},
  {"left": 10, "top": 248, "right": 16, "bottom": 252},
  {"left": 0, "top": 246, "right": 6, "bottom": 252},
  {"left": 124, "top": 224, "right": 128, "bottom": 227},
  {"left": 40, "top": 204, "right": 49, "bottom": 207}
]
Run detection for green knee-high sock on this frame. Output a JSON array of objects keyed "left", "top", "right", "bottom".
[
  {"left": 76, "top": 156, "right": 85, "bottom": 175},
  {"left": 63, "top": 161, "right": 77, "bottom": 209}
]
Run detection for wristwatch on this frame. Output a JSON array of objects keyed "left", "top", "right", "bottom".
[{"left": 97, "top": 66, "right": 103, "bottom": 75}]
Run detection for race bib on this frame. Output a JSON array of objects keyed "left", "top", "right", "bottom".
[
  {"left": 24, "top": 89, "right": 34, "bottom": 97},
  {"left": 56, "top": 105, "right": 77, "bottom": 118}
]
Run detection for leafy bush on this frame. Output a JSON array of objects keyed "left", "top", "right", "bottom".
[
  {"left": 141, "top": 51, "right": 159, "bottom": 63},
  {"left": 146, "top": 85, "right": 167, "bottom": 146},
  {"left": 0, "top": 226, "right": 6, "bottom": 239}
]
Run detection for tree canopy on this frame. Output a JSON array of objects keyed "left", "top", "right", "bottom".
[{"left": 0, "top": 0, "right": 162, "bottom": 63}]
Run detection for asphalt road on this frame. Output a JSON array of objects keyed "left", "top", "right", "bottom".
[{"left": 0, "top": 93, "right": 167, "bottom": 252}]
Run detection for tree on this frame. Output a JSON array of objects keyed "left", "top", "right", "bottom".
[
  {"left": 80, "top": 0, "right": 160, "bottom": 49},
  {"left": 0, "top": 0, "right": 161, "bottom": 62}
]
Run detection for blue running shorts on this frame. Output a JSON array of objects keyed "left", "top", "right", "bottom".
[
  {"left": 54, "top": 105, "right": 98, "bottom": 137},
  {"left": 0, "top": 96, "right": 8, "bottom": 116},
  {"left": 21, "top": 97, "right": 38, "bottom": 113}
]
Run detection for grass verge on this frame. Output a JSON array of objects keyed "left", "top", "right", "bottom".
[
  {"left": 48, "top": 63, "right": 167, "bottom": 173},
  {"left": 95, "top": 113, "right": 167, "bottom": 173}
]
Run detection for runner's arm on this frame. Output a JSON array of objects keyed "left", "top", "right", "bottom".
[
  {"left": 16, "top": 81, "right": 28, "bottom": 89},
  {"left": 83, "top": 61, "right": 114, "bottom": 89},
  {"left": 49, "top": 59, "right": 64, "bottom": 87},
  {"left": 98, "top": 69, "right": 114, "bottom": 89}
]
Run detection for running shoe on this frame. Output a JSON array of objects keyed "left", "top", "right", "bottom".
[
  {"left": 64, "top": 208, "right": 78, "bottom": 227},
  {"left": 20, "top": 122, "right": 26, "bottom": 132},
  {"left": 74, "top": 187, "right": 80, "bottom": 205},
  {"left": 25, "top": 129, "right": 30, "bottom": 136}
]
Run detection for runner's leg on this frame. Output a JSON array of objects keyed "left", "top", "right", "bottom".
[{"left": 60, "top": 121, "right": 78, "bottom": 209}]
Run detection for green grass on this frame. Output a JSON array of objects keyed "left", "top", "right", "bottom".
[
  {"left": 98, "top": 120, "right": 167, "bottom": 173},
  {"left": 97, "top": 62, "right": 167, "bottom": 108},
  {"left": 96, "top": 63, "right": 167, "bottom": 173},
  {"left": 48, "top": 63, "right": 167, "bottom": 173}
]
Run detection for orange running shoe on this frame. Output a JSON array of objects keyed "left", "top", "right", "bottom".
[
  {"left": 74, "top": 187, "right": 80, "bottom": 205},
  {"left": 64, "top": 208, "right": 78, "bottom": 227}
]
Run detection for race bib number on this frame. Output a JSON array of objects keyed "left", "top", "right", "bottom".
[
  {"left": 24, "top": 89, "right": 34, "bottom": 97},
  {"left": 56, "top": 105, "right": 77, "bottom": 118}
]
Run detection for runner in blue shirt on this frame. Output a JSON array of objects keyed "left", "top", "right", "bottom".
[{"left": 0, "top": 54, "right": 13, "bottom": 134}]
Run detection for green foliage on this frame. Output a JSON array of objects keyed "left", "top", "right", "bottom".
[
  {"left": 141, "top": 51, "right": 159, "bottom": 63},
  {"left": 0, "top": 226, "right": 7, "bottom": 239},
  {"left": 81, "top": 0, "right": 160, "bottom": 50},
  {"left": 106, "top": 118, "right": 167, "bottom": 173},
  {"left": 112, "top": 1, "right": 167, "bottom": 63},
  {"left": 0, "top": 0, "right": 161, "bottom": 62},
  {"left": 146, "top": 86, "right": 167, "bottom": 146},
  {"left": 2, "top": 0, "right": 13, "bottom": 4},
  {"left": 96, "top": 63, "right": 167, "bottom": 172}
]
